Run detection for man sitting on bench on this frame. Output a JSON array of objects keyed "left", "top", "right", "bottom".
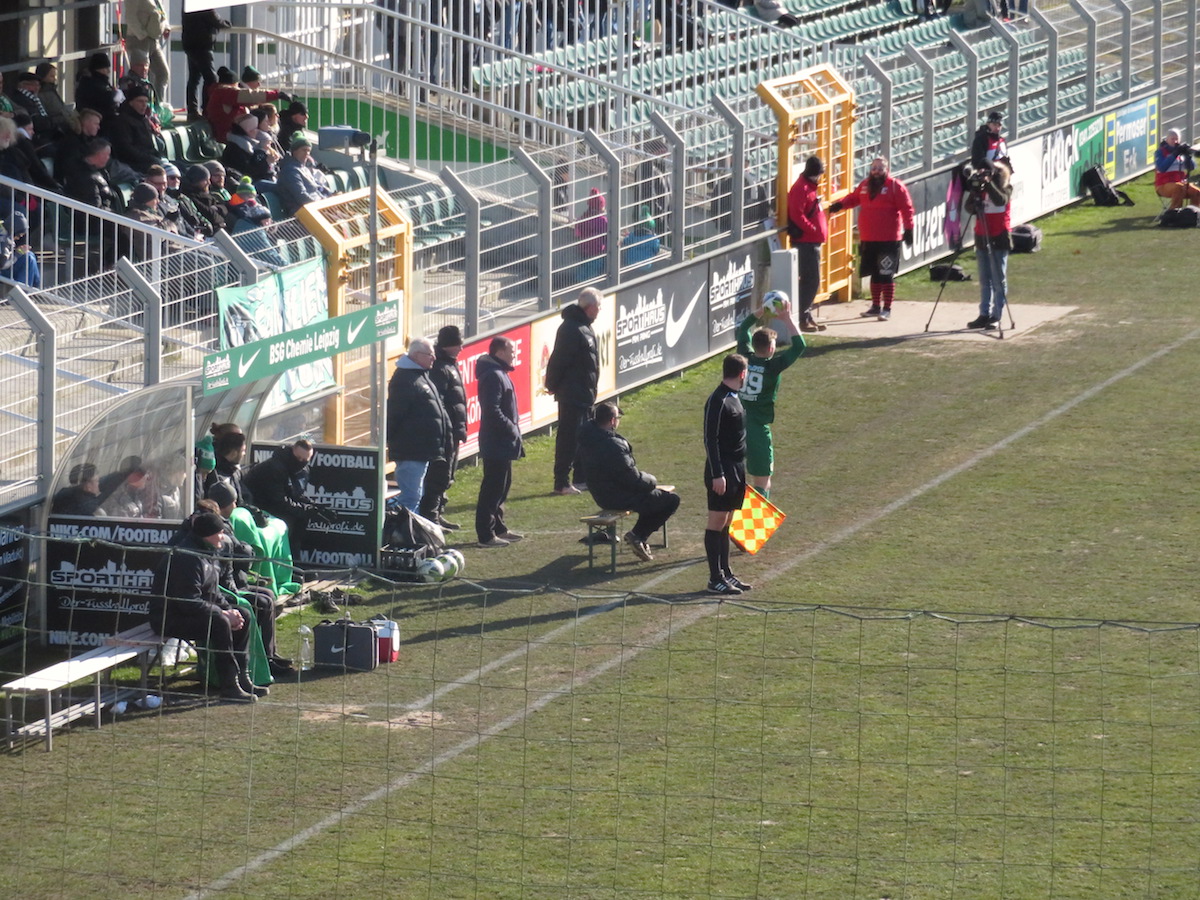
[
  {"left": 577, "top": 401, "right": 680, "bottom": 562},
  {"left": 149, "top": 512, "right": 263, "bottom": 703}
]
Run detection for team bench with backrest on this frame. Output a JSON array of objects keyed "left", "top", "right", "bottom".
[
  {"left": 2, "top": 622, "right": 170, "bottom": 751},
  {"left": 579, "top": 485, "right": 674, "bottom": 574}
]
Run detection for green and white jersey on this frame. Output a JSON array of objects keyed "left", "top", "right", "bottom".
[{"left": 735, "top": 313, "right": 806, "bottom": 423}]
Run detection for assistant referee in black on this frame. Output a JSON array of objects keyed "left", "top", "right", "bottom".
[{"left": 702, "top": 353, "right": 753, "bottom": 595}]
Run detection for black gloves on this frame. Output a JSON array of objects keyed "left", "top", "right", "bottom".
[
  {"left": 313, "top": 507, "right": 337, "bottom": 525},
  {"left": 250, "top": 507, "right": 268, "bottom": 528},
  {"left": 827, "top": 200, "right": 844, "bottom": 214},
  {"left": 903, "top": 228, "right": 914, "bottom": 247},
  {"left": 277, "top": 90, "right": 292, "bottom": 104}
]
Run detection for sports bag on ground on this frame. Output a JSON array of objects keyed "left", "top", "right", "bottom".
[
  {"left": 1158, "top": 206, "right": 1200, "bottom": 228},
  {"left": 1010, "top": 223, "right": 1043, "bottom": 252},
  {"left": 1080, "top": 165, "right": 1134, "bottom": 207},
  {"left": 930, "top": 263, "right": 971, "bottom": 281},
  {"left": 313, "top": 618, "right": 379, "bottom": 671}
]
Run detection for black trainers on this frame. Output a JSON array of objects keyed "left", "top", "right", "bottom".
[
  {"left": 983, "top": 317, "right": 999, "bottom": 331},
  {"left": 437, "top": 517, "right": 461, "bottom": 531},
  {"left": 878, "top": 308, "right": 891, "bottom": 321},
  {"left": 862, "top": 305, "right": 882, "bottom": 317},
  {"left": 219, "top": 685, "right": 257, "bottom": 704},
  {"left": 725, "top": 575, "right": 753, "bottom": 592},
  {"left": 967, "top": 315, "right": 991, "bottom": 329},
  {"left": 707, "top": 579, "right": 742, "bottom": 595}
]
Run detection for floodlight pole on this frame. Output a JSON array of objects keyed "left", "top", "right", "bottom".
[{"left": 368, "top": 138, "right": 387, "bottom": 556}]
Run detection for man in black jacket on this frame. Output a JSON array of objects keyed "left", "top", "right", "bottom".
[
  {"left": 578, "top": 402, "right": 679, "bottom": 562},
  {"left": 474, "top": 336, "right": 525, "bottom": 547},
  {"left": 242, "top": 439, "right": 325, "bottom": 565},
  {"left": 386, "top": 338, "right": 452, "bottom": 515},
  {"left": 182, "top": 9, "right": 230, "bottom": 120},
  {"left": 108, "top": 88, "right": 164, "bottom": 176},
  {"left": 149, "top": 513, "right": 258, "bottom": 703},
  {"left": 420, "top": 326, "right": 468, "bottom": 529},
  {"left": 544, "top": 287, "right": 601, "bottom": 495}
]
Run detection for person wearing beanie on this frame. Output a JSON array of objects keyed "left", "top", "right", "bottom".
[
  {"left": 786, "top": 154, "right": 828, "bottom": 333},
  {"left": 971, "top": 109, "right": 1010, "bottom": 170},
  {"left": 277, "top": 132, "right": 333, "bottom": 216},
  {"left": 150, "top": 512, "right": 261, "bottom": 703},
  {"left": 34, "top": 62, "right": 72, "bottom": 135},
  {"left": 573, "top": 187, "right": 608, "bottom": 281},
  {"left": 277, "top": 100, "right": 309, "bottom": 151},
  {"left": 240, "top": 65, "right": 262, "bottom": 88},
  {"left": 227, "top": 177, "right": 286, "bottom": 267},
  {"left": 221, "top": 112, "right": 277, "bottom": 183},
  {"left": 203, "top": 159, "right": 232, "bottom": 206},
  {"left": 124, "top": 0, "right": 171, "bottom": 101},
  {"left": 108, "top": 84, "right": 164, "bottom": 174},
  {"left": 181, "top": 164, "right": 228, "bottom": 233},
  {"left": 75, "top": 51, "right": 120, "bottom": 125},
  {"left": 124, "top": 179, "right": 173, "bottom": 245},
  {"left": 420, "top": 325, "right": 469, "bottom": 528},
  {"left": 182, "top": 8, "right": 231, "bottom": 120},
  {"left": 621, "top": 204, "right": 661, "bottom": 272},
  {"left": 194, "top": 433, "right": 217, "bottom": 507},
  {"left": 163, "top": 160, "right": 216, "bottom": 238},
  {"left": 11, "top": 72, "right": 51, "bottom": 138},
  {"left": 205, "top": 66, "right": 288, "bottom": 142}
]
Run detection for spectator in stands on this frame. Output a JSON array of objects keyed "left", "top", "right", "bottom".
[
  {"left": 578, "top": 401, "right": 680, "bottom": 563},
  {"left": 149, "top": 512, "right": 260, "bottom": 703},
  {"left": 420, "top": 325, "right": 468, "bottom": 530},
  {"left": 545, "top": 286, "right": 601, "bottom": 495},
  {"left": 182, "top": 9, "right": 230, "bottom": 120},
  {"left": 203, "top": 159, "right": 232, "bottom": 208},
  {"left": 5, "top": 210, "right": 40, "bottom": 288},
  {"left": 206, "top": 66, "right": 287, "bottom": 142},
  {"left": 6, "top": 111, "right": 59, "bottom": 192},
  {"left": 787, "top": 154, "right": 828, "bottom": 333},
  {"left": 1153, "top": 129, "right": 1200, "bottom": 210},
  {"left": 64, "top": 138, "right": 120, "bottom": 213},
  {"left": 227, "top": 177, "right": 286, "bottom": 266},
  {"left": 124, "top": 179, "right": 171, "bottom": 231},
  {"left": 573, "top": 187, "right": 608, "bottom": 281},
  {"left": 118, "top": 49, "right": 162, "bottom": 120},
  {"left": 242, "top": 439, "right": 327, "bottom": 565},
  {"left": 11, "top": 72, "right": 53, "bottom": 142},
  {"left": 277, "top": 100, "right": 309, "bottom": 150},
  {"left": 124, "top": 0, "right": 171, "bottom": 101},
  {"left": 221, "top": 112, "right": 277, "bottom": 184},
  {"left": 108, "top": 87, "right": 164, "bottom": 175},
  {"left": 252, "top": 102, "right": 286, "bottom": 159},
  {"left": 51, "top": 462, "right": 103, "bottom": 516},
  {"left": 74, "top": 52, "right": 121, "bottom": 127},
  {"left": 653, "top": 0, "right": 701, "bottom": 51},
  {"left": 971, "top": 110, "right": 1010, "bottom": 170},
  {"left": 634, "top": 139, "right": 672, "bottom": 246},
  {"left": 277, "top": 135, "right": 333, "bottom": 215},
  {"left": 181, "top": 164, "right": 227, "bottom": 233},
  {"left": 474, "top": 336, "right": 525, "bottom": 547},
  {"left": 621, "top": 205, "right": 660, "bottom": 271},
  {"left": 753, "top": 0, "right": 800, "bottom": 28},
  {"left": 828, "top": 155, "right": 915, "bottom": 321},
  {"left": 0, "top": 95, "right": 12, "bottom": 119},
  {"left": 164, "top": 161, "right": 214, "bottom": 238},
  {"left": 142, "top": 164, "right": 181, "bottom": 229},
  {"left": 387, "top": 337, "right": 453, "bottom": 514},
  {"left": 34, "top": 63, "right": 72, "bottom": 137}
]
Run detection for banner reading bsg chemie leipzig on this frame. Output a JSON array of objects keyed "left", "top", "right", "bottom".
[
  {"left": 42, "top": 517, "right": 174, "bottom": 647},
  {"left": 248, "top": 443, "right": 381, "bottom": 570}
]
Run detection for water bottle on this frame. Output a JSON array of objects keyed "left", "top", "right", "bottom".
[{"left": 298, "top": 624, "right": 314, "bottom": 671}]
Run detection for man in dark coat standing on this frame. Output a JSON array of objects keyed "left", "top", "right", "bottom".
[
  {"left": 386, "top": 337, "right": 452, "bottom": 515},
  {"left": 544, "top": 286, "right": 601, "bottom": 495},
  {"left": 421, "top": 326, "right": 468, "bottom": 529},
  {"left": 182, "top": 8, "right": 230, "bottom": 120},
  {"left": 474, "top": 336, "right": 525, "bottom": 547},
  {"left": 149, "top": 512, "right": 259, "bottom": 703},
  {"left": 577, "top": 401, "right": 680, "bottom": 562}
]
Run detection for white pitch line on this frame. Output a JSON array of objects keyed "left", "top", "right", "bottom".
[{"left": 186, "top": 324, "right": 1199, "bottom": 899}]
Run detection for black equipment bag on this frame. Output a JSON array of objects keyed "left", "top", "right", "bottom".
[
  {"left": 313, "top": 618, "right": 379, "bottom": 671},
  {"left": 1159, "top": 206, "right": 1200, "bottom": 228},
  {"left": 1080, "top": 165, "right": 1134, "bottom": 207},
  {"left": 930, "top": 263, "right": 971, "bottom": 282},
  {"left": 1010, "top": 223, "right": 1043, "bottom": 252}
]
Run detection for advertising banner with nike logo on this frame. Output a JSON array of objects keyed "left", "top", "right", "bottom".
[
  {"left": 203, "top": 300, "right": 401, "bottom": 395},
  {"left": 614, "top": 263, "right": 708, "bottom": 390}
]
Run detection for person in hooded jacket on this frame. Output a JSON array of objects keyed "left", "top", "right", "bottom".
[
  {"left": 474, "top": 336, "right": 524, "bottom": 547},
  {"left": 420, "top": 325, "right": 468, "bottom": 529},
  {"left": 544, "top": 286, "right": 601, "bottom": 495},
  {"left": 180, "top": 164, "right": 227, "bottom": 233},
  {"left": 221, "top": 112, "right": 275, "bottom": 184},
  {"left": 577, "top": 401, "right": 679, "bottom": 563},
  {"left": 387, "top": 337, "right": 452, "bottom": 514},
  {"left": 74, "top": 52, "right": 120, "bottom": 127}
]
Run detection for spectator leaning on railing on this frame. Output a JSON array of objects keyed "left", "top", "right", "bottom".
[{"left": 205, "top": 66, "right": 288, "bottom": 142}]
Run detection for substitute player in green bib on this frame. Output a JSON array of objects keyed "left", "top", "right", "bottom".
[{"left": 735, "top": 291, "right": 806, "bottom": 498}]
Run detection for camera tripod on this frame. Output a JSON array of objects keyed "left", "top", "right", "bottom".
[{"left": 924, "top": 174, "right": 1016, "bottom": 339}]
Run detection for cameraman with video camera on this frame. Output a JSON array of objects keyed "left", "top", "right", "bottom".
[
  {"left": 1154, "top": 129, "right": 1200, "bottom": 209},
  {"left": 962, "top": 158, "right": 1013, "bottom": 331}
]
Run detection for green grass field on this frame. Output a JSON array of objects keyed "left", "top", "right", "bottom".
[{"left": 4, "top": 173, "right": 1200, "bottom": 899}]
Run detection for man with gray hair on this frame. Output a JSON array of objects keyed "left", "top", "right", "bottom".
[
  {"left": 387, "top": 337, "right": 453, "bottom": 514},
  {"left": 544, "top": 286, "right": 601, "bottom": 495}
]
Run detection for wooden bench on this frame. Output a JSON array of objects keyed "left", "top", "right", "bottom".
[
  {"left": 3, "top": 623, "right": 169, "bottom": 751},
  {"left": 579, "top": 485, "right": 674, "bottom": 574}
]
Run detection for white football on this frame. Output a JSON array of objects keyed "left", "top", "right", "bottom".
[
  {"left": 416, "top": 557, "right": 444, "bottom": 583},
  {"left": 761, "top": 290, "right": 789, "bottom": 317},
  {"left": 436, "top": 553, "right": 458, "bottom": 579},
  {"left": 445, "top": 548, "right": 466, "bottom": 574}
]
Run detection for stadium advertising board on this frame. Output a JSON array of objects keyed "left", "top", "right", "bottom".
[
  {"left": 1107, "top": 96, "right": 1159, "bottom": 181},
  {"left": 0, "top": 517, "right": 28, "bottom": 654},
  {"left": 1071, "top": 115, "right": 1106, "bottom": 193},
  {"left": 43, "top": 517, "right": 173, "bottom": 647},
  {"left": 613, "top": 262, "right": 709, "bottom": 389},
  {"left": 248, "top": 443, "right": 381, "bottom": 569},
  {"left": 707, "top": 246, "right": 758, "bottom": 348},
  {"left": 457, "top": 323, "right": 534, "bottom": 457},
  {"left": 214, "top": 257, "right": 336, "bottom": 404}
]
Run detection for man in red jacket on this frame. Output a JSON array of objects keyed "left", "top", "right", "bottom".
[
  {"left": 829, "top": 157, "right": 915, "bottom": 321},
  {"left": 786, "top": 155, "right": 828, "bottom": 333}
]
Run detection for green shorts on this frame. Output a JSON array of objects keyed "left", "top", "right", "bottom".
[{"left": 745, "top": 417, "right": 773, "bottom": 477}]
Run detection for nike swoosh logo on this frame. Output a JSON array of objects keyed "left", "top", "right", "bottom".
[
  {"left": 330, "top": 644, "right": 347, "bottom": 653},
  {"left": 665, "top": 283, "right": 706, "bottom": 348},
  {"left": 237, "top": 348, "right": 262, "bottom": 380},
  {"left": 347, "top": 316, "right": 366, "bottom": 344}
]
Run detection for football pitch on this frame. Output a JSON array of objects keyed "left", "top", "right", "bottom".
[{"left": 4, "top": 173, "right": 1200, "bottom": 899}]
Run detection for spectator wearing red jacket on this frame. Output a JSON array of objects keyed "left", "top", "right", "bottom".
[
  {"left": 205, "top": 66, "right": 285, "bottom": 142},
  {"left": 786, "top": 155, "right": 828, "bottom": 332},
  {"left": 829, "top": 156, "right": 915, "bottom": 321}
]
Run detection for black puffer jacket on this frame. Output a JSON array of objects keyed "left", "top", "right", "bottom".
[
  {"left": 386, "top": 359, "right": 452, "bottom": 461},
  {"left": 476, "top": 352, "right": 523, "bottom": 461},
  {"left": 544, "top": 302, "right": 598, "bottom": 409},
  {"left": 108, "top": 100, "right": 160, "bottom": 173},
  {"left": 576, "top": 419, "right": 656, "bottom": 511},
  {"left": 429, "top": 348, "right": 468, "bottom": 444},
  {"left": 242, "top": 445, "right": 318, "bottom": 520},
  {"left": 148, "top": 532, "right": 228, "bottom": 630}
]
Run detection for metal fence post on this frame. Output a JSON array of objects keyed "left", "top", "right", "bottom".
[
  {"left": 513, "top": 147, "right": 555, "bottom": 312},
  {"left": 712, "top": 95, "right": 746, "bottom": 244},
  {"left": 440, "top": 168, "right": 482, "bottom": 337},
  {"left": 115, "top": 258, "right": 164, "bottom": 387},
  {"left": 1067, "top": 0, "right": 1098, "bottom": 111},
  {"left": 212, "top": 230, "right": 262, "bottom": 286},
  {"left": 5, "top": 287, "right": 56, "bottom": 498},
  {"left": 648, "top": 111, "right": 685, "bottom": 265},
  {"left": 905, "top": 46, "right": 936, "bottom": 171},
  {"left": 863, "top": 55, "right": 892, "bottom": 161},
  {"left": 1031, "top": 6, "right": 1059, "bottom": 130},
  {"left": 583, "top": 129, "right": 621, "bottom": 286}
]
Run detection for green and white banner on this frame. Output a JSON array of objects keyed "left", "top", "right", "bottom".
[{"left": 204, "top": 300, "right": 401, "bottom": 395}]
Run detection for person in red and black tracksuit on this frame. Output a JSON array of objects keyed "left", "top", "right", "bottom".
[
  {"left": 786, "top": 155, "right": 828, "bottom": 333},
  {"left": 828, "top": 156, "right": 915, "bottom": 321},
  {"left": 964, "top": 158, "right": 1013, "bottom": 330}
]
